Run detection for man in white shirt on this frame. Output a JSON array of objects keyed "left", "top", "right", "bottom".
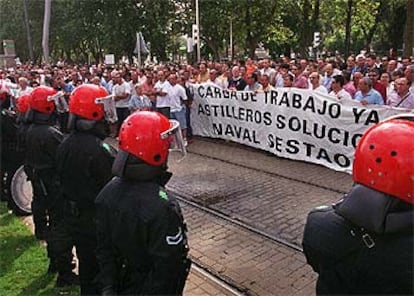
[
  {"left": 404, "top": 65, "right": 414, "bottom": 94},
  {"left": 329, "top": 75, "right": 352, "bottom": 101},
  {"left": 309, "top": 72, "right": 328, "bottom": 93},
  {"left": 112, "top": 71, "right": 131, "bottom": 135},
  {"left": 17, "top": 77, "right": 33, "bottom": 96},
  {"left": 387, "top": 77, "right": 414, "bottom": 109},
  {"left": 168, "top": 73, "right": 188, "bottom": 144},
  {"left": 206, "top": 69, "right": 222, "bottom": 87},
  {"left": 154, "top": 70, "right": 172, "bottom": 118},
  {"left": 259, "top": 59, "right": 277, "bottom": 86}
]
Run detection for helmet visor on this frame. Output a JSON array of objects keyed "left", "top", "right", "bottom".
[
  {"left": 47, "top": 91, "right": 68, "bottom": 113},
  {"left": 95, "top": 95, "right": 118, "bottom": 123},
  {"left": 161, "top": 119, "right": 187, "bottom": 162}
]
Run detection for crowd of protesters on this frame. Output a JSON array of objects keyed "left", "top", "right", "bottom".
[
  {"left": 1, "top": 50, "right": 413, "bottom": 295},
  {"left": 1, "top": 51, "right": 414, "bottom": 137}
]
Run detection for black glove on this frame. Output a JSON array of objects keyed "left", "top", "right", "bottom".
[{"left": 101, "top": 286, "right": 116, "bottom": 296}]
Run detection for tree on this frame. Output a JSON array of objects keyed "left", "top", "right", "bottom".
[
  {"left": 195, "top": 0, "right": 233, "bottom": 60},
  {"left": 0, "top": 0, "right": 411, "bottom": 63},
  {"left": 403, "top": 0, "right": 413, "bottom": 56},
  {"left": 344, "top": 0, "right": 353, "bottom": 56}
]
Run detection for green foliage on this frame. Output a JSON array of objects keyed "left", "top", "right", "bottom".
[
  {"left": 0, "top": 0, "right": 409, "bottom": 63},
  {"left": 0, "top": 202, "right": 79, "bottom": 295}
]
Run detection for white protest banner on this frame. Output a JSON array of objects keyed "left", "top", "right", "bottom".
[
  {"left": 190, "top": 83, "right": 411, "bottom": 173},
  {"left": 104, "top": 54, "right": 115, "bottom": 65}
]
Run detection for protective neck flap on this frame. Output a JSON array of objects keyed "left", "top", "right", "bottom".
[
  {"left": 112, "top": 150, "right": 171, "bottom": 184},
  {"left": 68, "top": 114, "right": 108, "bottom": 139},
  {"left": 335, "top": 184, "right": 413, "bottom": 234},
  {"left": 28, "top": 109, "right": 55, "bottom": 125}
]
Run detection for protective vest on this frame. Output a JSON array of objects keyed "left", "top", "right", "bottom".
[
  {"left": 302, "top": 184, "right": 414, "bottom": 295},
  {"left": 95, "top": 176, "right": 190, "bottom": 295},
  {"left": 56, "top": 130, "right": 115, "bottom": 210}
]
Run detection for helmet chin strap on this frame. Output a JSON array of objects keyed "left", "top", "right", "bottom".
[
  {"left": 112, "top": 150, "right": 169, "bottom": 183},
  {"left": 68, "top": 115, "right": 108, "bottom": 139},
  {"left": 75, "top": 118, "right": 98, "bottom": 131},
  {"left": 29, "top": 109, "right": 56, "bottom": 124}
]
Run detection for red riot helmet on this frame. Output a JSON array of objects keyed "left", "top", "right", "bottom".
[
  {"left": 118, "top": 111, "right": 185, "bottom": 166},
  {"left": 352, "top": 114, "right": 414, "bottom": 204},
  {"left": 16, "top": 94, "right": 30, "bottom": 113},
  {"left": 69, "top": 84, "right": 109, "bottom": 121},
  {"left": 29, "top": 86, "right": 57, "bottom": 114}
]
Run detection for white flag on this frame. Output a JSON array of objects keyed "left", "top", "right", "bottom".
[{"left": 134, "top": 32, "right": 149, "bottom": 54}]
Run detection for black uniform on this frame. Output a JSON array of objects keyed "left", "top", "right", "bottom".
[
  {"left": 302, "top": 184, "right": 413, "bottom": 295},
  {"left": 95, "top": 156, "right": 191, "bottom": 295},
  {"left": 1, "top": 109, "right": 24, "bottom": 203},
  {"left": 56, "top": 119, "right": 115, "bottom": 295},
  {"left": 24, "top": 111, "right": 75, "bottom": 281},
  {"left": 16, "top": 110, "right": 35, "bottom": 215}
]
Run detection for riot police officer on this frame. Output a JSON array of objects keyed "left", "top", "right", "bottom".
[
  {"left": 24, "top": 86, "right": 77, "bottom": 286},
  {"left": 302, "top": 114, "right": 414, "bottom": 295},
  {"left": 95, "top": 111, "right": 191, "bottom": 295},
  {"left": 14, "top": 94, "right": 34, "bottom": 215},
  {"left": 15, "top": 94, "right": 31, "bottom": 155},
  {"left": 56, "top": 84, "right": 116, "bottom": 295},
  {"left": 0, "top": 100, "right": 22, "bottom": 206}
]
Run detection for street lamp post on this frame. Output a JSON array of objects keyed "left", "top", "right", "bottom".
[
  {"left": 195, "top": 0, "right": 200, "bottom": 63},
  {"left": 230, "top": 17, "right": 233, "bottom": 61},
  {"left": 42, "top": 0, "right": 51, "bottom": 65},
  {"left": 22, "top": 0, "right": 34, "bottom": 62}
]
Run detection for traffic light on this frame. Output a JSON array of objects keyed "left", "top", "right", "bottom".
[
  {"left": 313, "top": 32, "right": 321, "bottom": 48},
  {"left": 192, "top": 24, "right": 199, "bottom": 45}
]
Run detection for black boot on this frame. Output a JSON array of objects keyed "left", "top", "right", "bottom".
[
  {"left": 34, "top": 226, "right": 48, "bottom": 240},
  {"left": 47, "top": 260, "right": 57, "bottom": 274},
  {"left": 32, "top": 200, "right": 49, "bottom": 240},
  {"left": 56, "top": 272, "right": 79, "bottom": 287},
  {"left": 48, "top": 259, "right": 76, "bottom": 274}
]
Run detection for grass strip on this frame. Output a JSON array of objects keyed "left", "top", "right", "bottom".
[{"left": 0, "top": 202, "right": 79, "bottom": 295}]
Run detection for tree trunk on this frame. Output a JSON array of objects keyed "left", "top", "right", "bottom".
[
  {"left": 311, "top": 0, "right": 320, "bottom": 36},
  {"left": 299, "top": 0, "right": 311, "bottom": 57},
  {"left": 42, "top": 0, "right": 51, "bottom": 65},
  {"left": 23, "top": 0, "right": 34, "bottom": 62},
  {"left": 245, "top": 5, "right": 252, "bottom": 58},
  {"left": 365, "top": 1, "right": 385, "bottom": 49},
  {"left": 345, "top": 0, "right": 353, "bottom": 56},
  {"left": 204, "top": 38, "right": 219, "bottom": 61},
  {"left": 403, "top": 0, "right": 414, "bottom": 56}
]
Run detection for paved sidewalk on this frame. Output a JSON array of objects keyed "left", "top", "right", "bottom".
[
  {"left": 165, "top": 138, "right": 353, "bottom": 295},
  {"left": 167, "top": 139, "right": 352, "bottom": 247},
  {"left": 181, "top": 203, "right": 316, "bottom": 296}
]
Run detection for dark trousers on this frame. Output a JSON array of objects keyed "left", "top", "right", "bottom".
[
  {"left": 32, "top": 170, "right": 74, "bottom": 275},
  {"left": 185, "top": 105, "right": 192, "bottom": 138},
  {"left": 156, "top": 107, "right": 171, "bottom": 119},
  {"left": 65, "top": 202, "right": 99, "bottom": 295},
  {"left": 115, "top": 108, "right": 130, "bottom": 136}
]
